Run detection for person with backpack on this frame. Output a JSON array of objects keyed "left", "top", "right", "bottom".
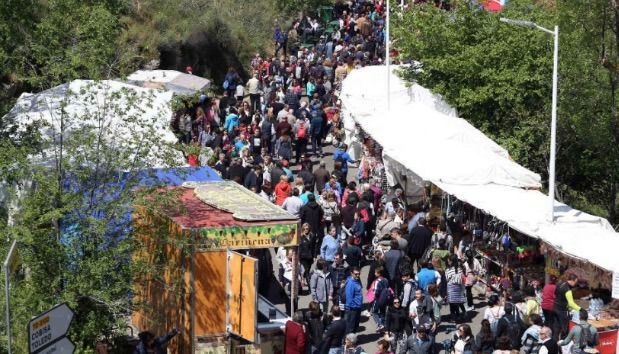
[
  {"left": 292, "top": 116, "right": 309, "bottom": 164},
  {"left": 409, "top": 289, "right": 436, "bottom": 335},
  {"left": 494, "top": 302, "right": 525, "bottom": 353},
  {"left": 333, "top": 143, "right": 355, "bottom": 185},
  {"left": 399, "top": 268, "right": 418, "bottom": 310},
  {"left": 311, "top": 259, "right": 333, "bottom": 314},
  {"left": 520, "top": 314, "right": 544, "bottom": 354},
  {"left": 557, "top": 309, "right": 598, "bottom": 354},
  {"left": 368, "top": 266, "right": 391, "bottom": 332},
  {"left": 484, "top": 294, "right": 506, "bottom": 337}
]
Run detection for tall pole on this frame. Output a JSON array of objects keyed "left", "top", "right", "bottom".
[
  {"left": 386, "top": 0, "right": 391, "bottom": 110},
  {"left": 4, "top": 240, "right": 17, "bottom": 354},
  {"left": 548, "top": 25, "right": 558, "bottom": 223}
]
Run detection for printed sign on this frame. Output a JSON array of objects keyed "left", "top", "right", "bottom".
[
  {"left": 28, "top": 303, "right": 74, "bottom": 353},
  {"left": 197, "top": 223, "right": 298, "bottom": 250}
]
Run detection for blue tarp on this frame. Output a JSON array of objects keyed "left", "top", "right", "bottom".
[{"left": 60, "top": 166, "right": 222, "bottom": 245}]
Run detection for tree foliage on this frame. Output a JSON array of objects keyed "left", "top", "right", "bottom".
[
  {"left": 0, "top": 82, "right": 182, "bottom": 352},
  {"left": 393, "top": 0, "right": 619, "bottom": 224}
]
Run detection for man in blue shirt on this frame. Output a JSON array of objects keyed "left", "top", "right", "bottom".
[
  {"left": 344, "top": 267, "right": 363, "bottom": 334},
  {"left": 333, "top": 144, "right": 356, "bottom": 185},
  {"left": 416, "top": 262, "right": 440, "bottom": 293}
]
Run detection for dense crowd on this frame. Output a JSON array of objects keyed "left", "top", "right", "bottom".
[{"left": 164, "top": 1, "right": 602, "bottom": 354}]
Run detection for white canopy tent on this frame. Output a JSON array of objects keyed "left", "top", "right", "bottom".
[
  {"left": 340, "top": 65, "right": 619, "bottom": 274},
  {"left": 126, "top": 70, "right": 210, "bottom": 95},
  {"left": 3, "top": 79, "right": 185, "bottom": 168}
]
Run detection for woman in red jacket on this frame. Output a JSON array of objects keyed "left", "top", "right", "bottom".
[{"left": 284, "top": 311, "right": 307, "bottom": 354}]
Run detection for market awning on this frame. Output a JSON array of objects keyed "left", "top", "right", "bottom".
[{"left": 340, "top": 65, "right": 619, "bottom": 273}]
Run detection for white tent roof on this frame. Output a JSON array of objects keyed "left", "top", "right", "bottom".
[
  {"left": 127, "top": 70, "right": 210, "bottom": 95},
  {"left": 341, "top": 65, "right": 619, "bottom": 273},
  {"left": 437, "top": 182, "right": 619, "bottom": 273},
  {"left": 3, "top": 79, "right": 184, "bottom": 168}
]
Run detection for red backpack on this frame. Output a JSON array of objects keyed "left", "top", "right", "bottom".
[{"left": 296, "top": 121, "right": 307, "bottom": 139}]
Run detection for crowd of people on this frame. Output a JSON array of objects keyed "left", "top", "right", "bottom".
[{"left": 165, "top": 1, "right": 603, "bottom": 354}]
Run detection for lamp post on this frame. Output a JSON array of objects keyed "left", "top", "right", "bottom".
[{"left": 500, "top": 17, "right": 559, "bottom": 223}]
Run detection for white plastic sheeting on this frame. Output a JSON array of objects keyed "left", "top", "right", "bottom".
[
  {"left": 437, "top": 183, "right": 619, "bottom": 273},
  {"left": 340, "top": 65, "right": 619, "bottom": 273},
  {"left": 3, "top": 79, "right": 184, "bottom": 168},
  {"left": 127, "top": 70, "right": 210, "bottom": 95},
  {"left": 341, "top": 67, "right": 541, "bottom": 188}
]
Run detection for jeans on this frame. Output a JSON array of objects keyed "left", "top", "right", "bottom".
[
  {"left": 345, "top": 307, "right": 362, "bottom": 333},
  {"left": 311, "top": 135, "right": 323, "bottom": 155},
  {"left": 371, "top": 302, "right": 385, "bottom": 327},
  {"left": 249, "top": 94, "right": 261, "bottom": 113}
]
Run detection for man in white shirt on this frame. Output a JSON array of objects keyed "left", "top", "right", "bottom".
[
  {"left": 246, "top": 73, "right": 261, "bottom": 113},
  {"left": 282, "top": 188, "right": 304, "bottom": 217}
]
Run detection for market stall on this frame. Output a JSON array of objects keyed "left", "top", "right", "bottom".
[{"left": 132, "top": 180, "right": 299, "bottom": 354}]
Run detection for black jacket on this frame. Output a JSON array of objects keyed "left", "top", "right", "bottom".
[
  {"left": 408, "top": 226, "right": 433, "bottom": 256},
  {"left": 298, "top": 169, "right": 315, "bottom": 191},
  {"left": 321, "top": 318, "right": 346, "bottom": 351},
  {"left": 300, "top": 201, "right": 324, "bottom": 236},
  {"left": 228, "top": 164, "right": 246, "bottom": 184},
  {"left": 385, "top": 305, "right": 408, "bottom": 333}
]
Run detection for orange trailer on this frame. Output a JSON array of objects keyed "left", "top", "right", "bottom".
[{"left": 132, "top": 181, "right": 299, "bottom": 353}]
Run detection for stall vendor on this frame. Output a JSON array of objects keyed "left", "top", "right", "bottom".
[{"left": 552, "top": 273, "right": 581, "bottom": 341}]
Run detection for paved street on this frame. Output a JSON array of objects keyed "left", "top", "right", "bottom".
[{"left": 269, "top": 144, "right": 487, "bottom": 353}]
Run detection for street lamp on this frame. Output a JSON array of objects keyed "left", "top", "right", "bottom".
[{"left": 500, "top": 17, "right": 559, "bottom": 223}]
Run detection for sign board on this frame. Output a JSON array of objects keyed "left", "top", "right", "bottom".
[
  {"left": 36, "top": 337, "right": 75, "bottom": 354},
  {"left": 613, "top": 272, "right": 619, "bottom": 299},
  {"left": 227, "top": 251, "right": 257, "bottom": 343},
  {"left": 28, "top": 303, "right": 74, "bottom": 353},
  {"left": 197, "top": 223, "right": 298, "bottom": 250}
]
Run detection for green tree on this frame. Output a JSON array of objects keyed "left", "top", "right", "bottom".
[
  {"left": 393, "top": 0, "right": 619, "bottom": 223},
  {"left": 0, "top": 81, "right": 182, "bottom": 352}
]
